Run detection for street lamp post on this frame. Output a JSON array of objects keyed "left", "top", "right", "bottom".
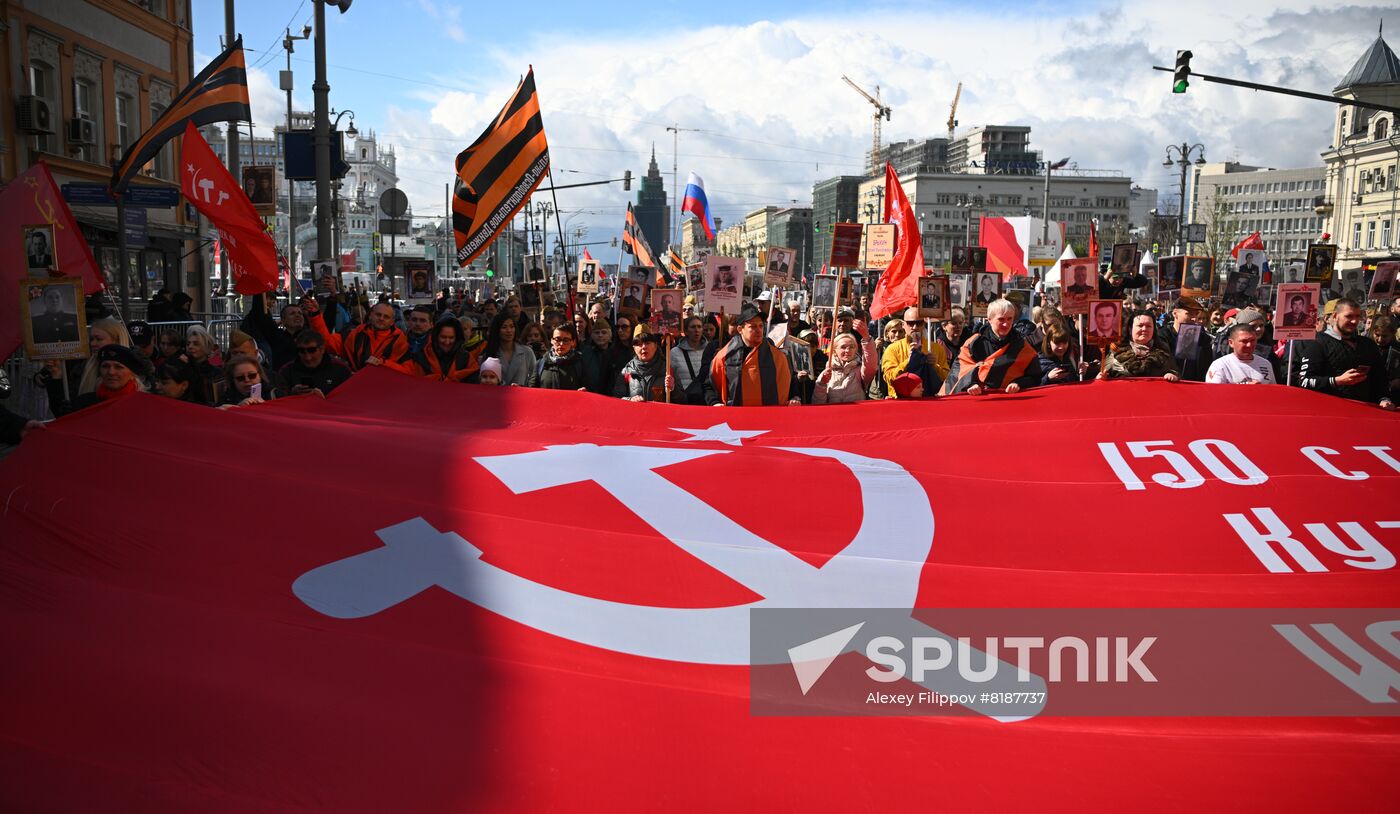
[
  {"left": 282, "top": 24, "right": 311, "bottom": 283},
  {"left": 1042, "top": 157, "right": 1069, "bottom": 243},
  {"left": 328, "top": 109, "right": 356, "bottom": 283},
  {"left": 313, "top": 0, "right": 353, "bottom": 263},
  {"left": 1163, "top": 142, "right": 1207, "bottom": 255}
]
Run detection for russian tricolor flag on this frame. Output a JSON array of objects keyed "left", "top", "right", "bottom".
[{"left": 682, "top": 172, "right": 715, "bottom": 240}]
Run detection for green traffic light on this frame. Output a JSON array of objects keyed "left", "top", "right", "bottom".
[
  {"left": 486, "top": 269, "right": 495, "bottom": 278},
  {"left": 1172, "top": 79, "right": 1188, "bottom": 94}
]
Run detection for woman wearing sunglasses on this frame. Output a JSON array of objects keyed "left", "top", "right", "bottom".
[{"left": 217, "top": 354, "right": 280, "bottom": 409}]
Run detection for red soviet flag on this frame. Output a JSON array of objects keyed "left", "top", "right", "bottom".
[
  {"left": 869, "top": 162, "right": 925, "bottom": 319},
  {"left": 1231, "top": 230, "right": 1265, "bottom": 259},
  {"left": 1, "top": 374, "right": 1400, "bottom": 810},
  {"left": 0, "top": 162, "right": 105, "bottom": 360},
  {"left": 180, "top": 121, "right": 278, "bottom": 294}
]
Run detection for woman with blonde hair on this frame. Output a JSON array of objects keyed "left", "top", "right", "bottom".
[
  {"left": 39, "top": 316, "right": 132, "bottom": 414},
  {"left": 181, "top": 325, "right": 223, "bottom": 403}
]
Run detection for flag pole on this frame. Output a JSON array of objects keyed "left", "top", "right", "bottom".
[
  {"left": 1078, "top": 314, "right": 1086, "bottom": 378},
  {"left": 665, "top": 333, "right": 673, "bottom": 403}
]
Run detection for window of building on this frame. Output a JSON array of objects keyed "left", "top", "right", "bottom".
[
  {"left": 150, "top": 102, "right": 171, "bottom": 179},
  {"left": 1353, "top": 222, "right": 1362, "bottom": 249},
  {"left": 1376, "top": 119, "right": 1389, "bottom": 140},
  {"left": 28, "top": 60, "right": 58, "bottom": 154},
  {"left": 71, "top": 78, "right": 97, "bottom": 162},
  {"left": 1367, "top": 221, "right": 1376, "bottom": 249},
  {"left": 1383, "top": 220, "right": 1392, "bottom": 248}
]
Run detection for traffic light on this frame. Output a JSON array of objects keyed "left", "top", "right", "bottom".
[
  {"left": 1173, "top": 50, "right": 1192, "bottom": 94},
  {"left": 486, "top": 268, "right": 494, "bottom": 278},
  {"left": 622, "top": 170, "right": 632, "bottom": 191},
  {"left": 814, "top": 219, "right": 821, "bottom": 233}
]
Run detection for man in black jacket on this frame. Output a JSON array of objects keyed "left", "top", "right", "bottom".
[
  {"left": 277, "top": 330, "right": 351, "bottom": 397},
  {"left": 1291, "top": 298, "right": 1395, "bottom": 410}
]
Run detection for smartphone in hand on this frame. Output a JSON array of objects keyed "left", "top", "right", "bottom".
[{"left": 250, "top": 383, "right": 263, "bottom": 400}]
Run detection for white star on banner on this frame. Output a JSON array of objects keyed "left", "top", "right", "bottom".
[{"left": 670, "top": 423, "right": 769, "bottom": 447}]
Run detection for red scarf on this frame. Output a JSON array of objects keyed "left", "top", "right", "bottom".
[{"left": 96, "top": 380, "right": 138, "bottom": 401}]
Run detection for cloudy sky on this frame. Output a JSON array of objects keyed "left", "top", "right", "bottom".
[{"left": 194, "top": 0, "right": 1391, "bottom": 248}]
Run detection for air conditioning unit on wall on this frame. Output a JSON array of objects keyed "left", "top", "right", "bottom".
[
  {"left": 16, "top": 96, "right": 53, "bottom": 134},
  {"left": 68, "top": 118, "right": 95, "bottom": 145}
]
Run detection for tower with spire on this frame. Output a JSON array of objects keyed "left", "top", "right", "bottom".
[
  {"left": 633, "top": 144, "right": 672, "bottom": 256},
  {"left": 1320, "top": 23, "right": 1400, "bottom": 275}
]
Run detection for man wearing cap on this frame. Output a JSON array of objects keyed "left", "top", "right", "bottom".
[
  {"left": 128, "top": 321, "right": 158, "bottom": 366},
  {"left": 1292, "top": 297, "right": 1395, "bottom": 410},
  {"left": 1157, "top": 296, "right": 1216, "bottom": 382},
  {"left": 705, "top": 303, "right": 800, "bottom": 406}
]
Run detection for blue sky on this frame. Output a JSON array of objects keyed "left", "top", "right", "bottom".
[{"left": 191, "top": 1, "right": 1390, "bottom": 245}]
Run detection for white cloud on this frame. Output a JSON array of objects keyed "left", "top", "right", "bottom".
[{"left": 373, "top": 2, "right": 1391, "bottom": 249}]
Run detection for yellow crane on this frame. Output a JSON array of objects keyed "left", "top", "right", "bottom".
[
  {"left": 842, "top": 75, "right": 891, "bottom": 175},
  {"left": 947, "top": 82, "right": 962, "bottom": 141}
]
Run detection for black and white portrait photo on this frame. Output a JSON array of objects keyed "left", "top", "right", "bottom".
[
  {"left": 21, "top": 277, "right": 88, "bottom": 360},
  {"left": 24, "top": 224, "right": 56, "bottom": 276}
]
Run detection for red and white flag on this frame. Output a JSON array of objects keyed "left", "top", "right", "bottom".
[
  {"left": 181, "top": 121, "right": 278, "bottom": 294},
  {"left": 869, "top": 163, "right": 925, "bottom": 319},
  {"left": 1231, "top": 231, "right": 1265, "bottom": 259}
]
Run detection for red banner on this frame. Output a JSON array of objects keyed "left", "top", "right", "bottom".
[
  {"left": 0, "top": 162, "right": 105, "bottom": 360},
  {"left": 181, "top": 121, "right": 278, "bottom": 294},
  {"left": 1, "top": 374, "right": 1397, "bottom": 810}
]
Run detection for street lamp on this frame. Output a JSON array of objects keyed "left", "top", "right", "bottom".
[
  {"left": 1043, "top": 156, "right": 1070, "bottom": 242},
  {"left": 281, "top": 24, "right": 311, "bottom": 280},
  {"left": 1163, "top": 142, "right": 1207, "bottom": 254},
  {"left": 314, "top": 0, "right": 354, "bottom": 263}
]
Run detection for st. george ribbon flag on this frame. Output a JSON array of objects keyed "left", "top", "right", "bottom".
[{"left": 0, "top": 373, "right": 1396, "bottom": 811}]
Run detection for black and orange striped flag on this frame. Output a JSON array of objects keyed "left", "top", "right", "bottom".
[
  {"left": 622, "top": 202, "right": 658, "bottom": 274},
  {"left": 111, "top": 38, "right": 250, "bottom": 192},
  {"left": 454, "top": 68, "right": 549, "bottom": 266},
  {"left": 666, "top": 247, "right": 684, "bottom": 281}
]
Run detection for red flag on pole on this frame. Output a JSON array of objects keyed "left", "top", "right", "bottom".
[
  {"left": 180, "top": 122, "right": 279, "bottom": 295},
  {"left": 869, "top": 163, "right": 925, "bottom": 319},
  {"left": 0, "top": 161, "right": 106, "bottom": 360},
  {"left": 1088, "top": 218, "right": 1100, "bottom": 268},
  {"left": 1231, "top": 231, "right": 1265, "bottom": 260}
]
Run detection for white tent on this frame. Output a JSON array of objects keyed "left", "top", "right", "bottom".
[{"left": 1043, "top": 245, "right": 1078, "bottom": 287}]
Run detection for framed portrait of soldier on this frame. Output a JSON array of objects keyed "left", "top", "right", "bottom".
[
  {"left": 1370, "top": 261, "right": 1398, "bottom": 299},
  {"left": 520, "top": 282, "right": 542, "bottom": 310},
  {"left": 971, "top": 271, "right": 1000, "bottom": 316},
  {"left": 576, "top": 257, "right": 600, "bottom": 294},
  {"left": 21, "top": 277, "right": 88, "bottom": 360},
  {"left": 241, "top": 165, "right": 276, "bottom": 215},
  {"left": 969, "top": 247, "right": 987, "bottom": 273},
  {"left": 1305, "top": 244, "right": 1336, "bottom": 284},
  {"left": 627, "top": 265, "right": 652, "bottom": 286},
  {"left": 1221, "top": 271, "right": 1259, "bottom": 307},
  {"left": 404, "top": 260, "right": 435, "bottom": 299},
  {"left": 948, "top": 273, "right": 970, "bottom": 309},
  {"left": 23, "top": 224, "right": 57, "bottom": 276},
  {"left": 765, "top": 246, "right": 795, "bottom": 287},
  {"left": 651, "top": 288, "right": 683, "bottom": 336},
  {"left": 702, "top": 256, "right": 742, "bottom": 315},
  {"left": 1282, "top": 262, "right": 1306, "bottom": 284},
  {"left": 524, "top": 254, "right": 546, "bottom": 284},
  {"left": 812, "top": 273, "right": 838, "bottom": 309},
  {"left": 1335, "top": 266, "right": 1366, "bottom": 299},
  {"left": 685, "top": 264, "right": 704, "bottom": 292},
  {"left": 1085, "top": 299, "right": 1122, "bottom": 346},
  {"left": 1181, "top": 256, "right": 1215, "bottom": 297},
  {"left": 1060, "top": 258, "right": 1097, "bottom": 316},
  {"left": 917, "top": 275, "right": 949, "bottom": 320},
  {"left": 951, "top": 245, "right": 973, "bottom": 273},
  {"left": 1111, "top": 243, "right": 1139, "bottom": 278},
  {"left": 1273, "top": 283, "right": 1320, "bottom": 341},
  {"left": 1157, "top": 255, "right": 1183, "bottom": 293},
  {"left": 621, "top": 279, "right": 648, "bottom": 312}
]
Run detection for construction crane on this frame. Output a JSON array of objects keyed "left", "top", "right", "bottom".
[
  {"left": 947, "top": 82, "right": 962, "bottom": 141},
  {"left": 842, "top": 75, "right": 891, "bottom": 175}
]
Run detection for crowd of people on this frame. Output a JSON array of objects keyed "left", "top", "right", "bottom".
[{"left": 2, "top": 268, "right": 1397, "bottom": 446}]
